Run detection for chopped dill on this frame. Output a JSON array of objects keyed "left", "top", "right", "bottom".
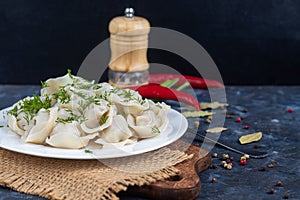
[
  {"left": 151, "top": 126, "right": 160, "bottom": 134},
  {"left": 100, "top": 115, "right": 109, "bottom": 124},
  {"left": 53, "top": 87, "right": 70, "bottom": 104},
  {"left": 84, "top": 149, "right": 93, "bottom": 153},
  {"left": 67, "top": 69, "right": 73, "bottom": 79},
  {"left": 41, "top": 81, "right": 49, "bottom": 88}
]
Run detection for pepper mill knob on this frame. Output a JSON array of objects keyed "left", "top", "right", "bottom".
[
  {"left": 108, "top": 8, "right": 150, "bottom": 87},
  {"left": 124, "top": 8, "right": 134, "bottom": 18}
]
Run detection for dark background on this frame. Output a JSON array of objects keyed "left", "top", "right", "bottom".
[{"left": 1, "top": 0, "right": 300, "bottom": 85}]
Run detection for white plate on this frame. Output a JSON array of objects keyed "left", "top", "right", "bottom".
[{"left": 0, "top": 107, "right": 187, "bottom": 159}]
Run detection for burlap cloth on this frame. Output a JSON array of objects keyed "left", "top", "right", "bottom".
[{"left": 0, "top": 146, "right": 192, "bottom": 200}]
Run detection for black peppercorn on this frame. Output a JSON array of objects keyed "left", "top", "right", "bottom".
[
  {"left": 282, "top": 193, "right": 289, "bottom": 199},
  {"left": 259, "top": 166, "right": 267, "bottom": 171},
  {"left": 267, "top": 188, "right": 274, "bottom": 194},
  {"left": 212, "top": 164, "right": 217, "bottom": 169},
  {"left": 275, "top": 180, "right": 282, "bottom": 187}
]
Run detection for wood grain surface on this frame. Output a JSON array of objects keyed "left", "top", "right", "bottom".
[{"left": 121, "top": 140, "right": 212, "bottom": 199}]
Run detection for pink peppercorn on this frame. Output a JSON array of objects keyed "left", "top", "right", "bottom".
[
  {"left": 243, "top": 125, "right": 249, "bottom": 129},
  {"left": 212, "top": 178, "right": 217, "bottom": 183},
  {"left": 287, "top": 108, "right": 293, "bottom": 113},
  {"left": 235, "top": 117, "right": 242, "bottom": 123},
  {"left": 240, "top": 159, "right": 246, "bottom": 165}
]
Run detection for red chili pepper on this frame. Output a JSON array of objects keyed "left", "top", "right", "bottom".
[
  {"left": 135, "top": 83, "right": 201, "bottom": 111},
  {"left": 149, "top": 74, "right": 225, "bottom": 89}
]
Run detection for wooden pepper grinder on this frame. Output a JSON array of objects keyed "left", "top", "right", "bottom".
[{"left": 108, "top": 8, "right": 150, "bottom": 87}]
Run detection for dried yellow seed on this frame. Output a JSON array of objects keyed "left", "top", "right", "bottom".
[
  {"left": 244, "top": 154, "right": 250, "bottom": 159},
  {"left": 194, "top": 121, "right": 200, "bottom": 128},
  {"left": 240, "top": 156, "right": 247, "bottom": 160}
]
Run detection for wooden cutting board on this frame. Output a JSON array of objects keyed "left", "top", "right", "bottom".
[{"left": 121, "top": 140, "right": 212, "bottom": 199}]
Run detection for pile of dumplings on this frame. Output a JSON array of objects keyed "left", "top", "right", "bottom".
[{"left": 7, "top": 73, "right": 170, "bottom": 149}]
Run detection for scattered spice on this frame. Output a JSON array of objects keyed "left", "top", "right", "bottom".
[
  {"left": 226, "top": 164, "right": 232, "bottom": 170},
  {"left": 200, "top": 102, "right": 229, "bottom": 110},
  {"left": 259, "top": 166, "right": 267, "bottom": 171},
  {"left": 212, "top": 178, "right": 217, "bottom": 183},
  {"left": 221, "top": 161, "right": 227, "bottom": 166},
  {"left": 211, "top": 164, "right": 218, "bottom": 169},
  {"left": 268, "top": 162, "right": 276, "bottom": 168},
  {"left": 243, "top": 108, "right": 248, "bottom": 113},
  {"left": 205, "top": 117, "right": 212, "bottom": 124},
  {"left": 222, "top": 154, "right": 229, "bottom": 160},
  {"left": 240, "top": 159, "right": 246, "bottom": 165},
  {"left": 226, "top": 115, "right": 233, "bottom": 119},
  {"left": 212, "top": 153, "right": 218, "bottom": 158},
  {"left": 243, "top": 125, "right": 250, "bottom": 129},
  {"left": 282, "top": 193, "right": 290, "bottom": 199},
  {"left": 275, "top": 180, "right": 282, "bottom": 187},
  {"left": 240, "top": 156, "right": 246, "bottom": 161},
  {"left": 194, "top": 121, "right": 200, "bottom": 128},
  {"left": 235, "top": 117, "right": 242, "bottom": 123},
  {"left": 267, "top": 188, "right": 275, "bottom": 194},
  {"left": 239, "top": 132, "right": 263, "bottom": 144},
  {"left": 287, "top": 108, "right": 293, "bottom": 113},
  {"left": 230, "top": 111, "right": 236, "bottom": 115},
  {"left": 193, "top": 143, "right": 199, "bottom": 147},
  {"left": 183, "top": 111, "right": 214, "bottom": 118},
  {"left": 206, "top": 127, "right": 228, "bottom": 133},
  {"left": 243, "top": 154, "right": 250, "bottom": 159}
]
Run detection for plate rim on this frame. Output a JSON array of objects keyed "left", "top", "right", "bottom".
[{"left": 0, "top": 107, "right": 188, "bottom": 159}]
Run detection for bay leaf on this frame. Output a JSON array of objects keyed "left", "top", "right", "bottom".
[
  {"left": 200, "top": 102, "right": 229, "bottom": 110},
  {"left": 182, "top": 111, "right": 214, "bottom": 118},
  {"left": 239, "top": 132, "right": 262, "bottom": 144},
  {"left": 206, "top": 127, "right": 228, "bottom": 133}
]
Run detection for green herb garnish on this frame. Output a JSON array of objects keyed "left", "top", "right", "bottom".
[
  {"left": 67, "top": 69, "right": 73, "bottom": 79},
  {"left": 53, "top": 87, "right": 70, "bottom": 104},
  {"left": 84, "top": 149, "right": 93, "bottom": 153},
  {"left": 100, "top": 115, "right": 109, "bottom": 124},
  {"left": 8, "top": 106, "right": 18, "bottom": 117},
  {"left": 0, "top": 125, "right": 4, "bottom": 128},
  {"left": 151, "top": 126, "right": 160, "bottom": 134},
  {"left": 41, "top": 81, "right": 49, "bottom": 88}
]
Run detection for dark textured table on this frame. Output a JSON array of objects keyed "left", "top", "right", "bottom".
[{"left": 0, "top": 85, "right": 299, "bottom": 200}]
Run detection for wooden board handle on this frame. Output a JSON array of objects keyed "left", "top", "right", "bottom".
[{"left": 120, "top": 141, "right": 212, "bottom": 199}]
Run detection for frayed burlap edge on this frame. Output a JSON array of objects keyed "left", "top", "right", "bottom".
[{"left": 0, "top": 148, "right": 193, "bottom": 200}]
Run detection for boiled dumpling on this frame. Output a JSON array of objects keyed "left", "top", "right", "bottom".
[
  {"left": 80, "top": 102, "right": 117, "bottom": 134},
  {"left": 46, "top": 122, "right": 98, "bottom": 149},
  {"left": 41, "top": 74, "right": 73, "bottom": 96},
  {"left": 127, "top": 101, "right": 170, "bottom": 138},
  {"left": 109, "top": 92, "right": 149, "bottom": 115},
  {"left": 7, "top": 114, "right": 25, "bottom": 136},
  {"left": 95, "top": 138, "right": 136, "bottom": 148},
  {"left": 100, "top": 115, "right": 134, "bottom": 143},
  {"left": 25, "top": 107, "right": 58, "bottom": 144}
]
